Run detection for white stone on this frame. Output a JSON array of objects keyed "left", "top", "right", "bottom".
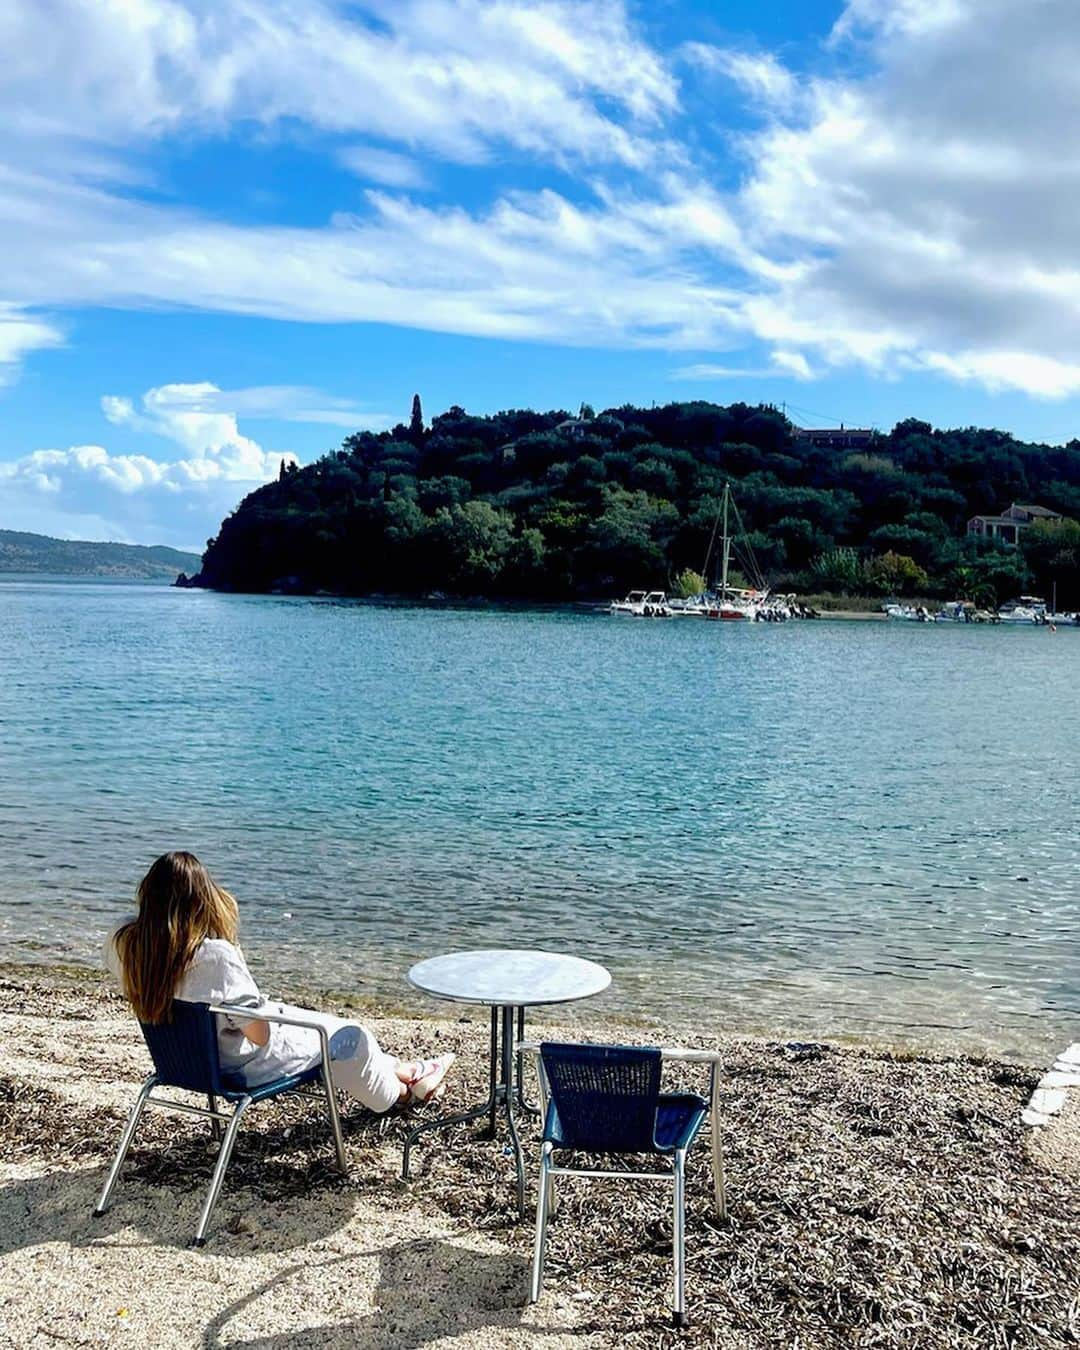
[
  {"left": 1026, "top": 1086, "right": 1067, "bottom": 1118},
  {"left": 1021, "top": 1106, "right": 1049, "bottom": 1128},
  {"left": 1054, "top": 1042, "right": 1080, "bottom": 1067},
  {"left": 1039, "top": 1070, "right": 1080, "bottom": 1089}
]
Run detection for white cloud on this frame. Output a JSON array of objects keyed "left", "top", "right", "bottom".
[
  {"left": 0, "top": 382, "right": 310, "bottom": 551},
  {"left": 683, "top": 44, "right": 797, "bottom": 109},
  {"left": 728, "top": 0, "right": 1080, "bottom": 398},
  {"left": 1, "top": 0, "right": 1079, "bottom": 409},
  {"left": 914, "top": 351, "right": 1080, "bottom": 400},
  {"left": 830, "top": 0, "right": 968, "bottom": 44},
  {"left": 103, "top": 381, "right": 391, "bottom": 432},
  {"left": 673, "top": 349, "right": 815, "bottom": 382},
  {"left": 0, "top": 171, "right": 749, "bottom": 345},
  {"left": 339, "top": 146, "right": 429, "bottom": 190},
  {"left": 0, "top": 304, "right": 63, "bottom": 384},
  {"left": 0, "top": 0, "right": 673, "bottom": 171}
]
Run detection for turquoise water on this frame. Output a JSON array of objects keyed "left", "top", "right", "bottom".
[{"left": 1, "top": 578, "right": 1077, "bottom": 1062}]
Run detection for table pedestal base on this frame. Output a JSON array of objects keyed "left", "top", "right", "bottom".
[{"left": 402, "top": 1004, "right": 538, "bottom": 1219}]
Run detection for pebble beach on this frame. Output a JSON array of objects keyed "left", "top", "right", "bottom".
[{"left": 1, "top": 966, "right": 1077, "bottom": 1348}]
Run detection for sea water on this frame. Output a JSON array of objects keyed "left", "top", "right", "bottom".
[{"left": 1, "top": 578, "right": 1076, "bottom": 1062}]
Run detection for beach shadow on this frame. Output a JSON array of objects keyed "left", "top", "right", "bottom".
[
  {"left": 0, "top": 1076, "right": 430, "bottom": 1257},
  {"left": 0, "top": 1154, "right": 357, "bottom": 1257},
  {"left": 201, "top": 1239, "right": 546, "bottom": 1349}
]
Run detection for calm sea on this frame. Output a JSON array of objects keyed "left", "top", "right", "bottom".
[{"left": 2, "top": 578, "right": 1077, "bottom": 1062}]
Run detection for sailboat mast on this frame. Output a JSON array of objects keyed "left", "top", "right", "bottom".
[{"left": 720, "top": 482, "right": 731, "bottom": 600}]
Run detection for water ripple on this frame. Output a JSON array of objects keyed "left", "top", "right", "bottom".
[{"left": 1, "top": 580, "right": 1077, "bottom": 1062}]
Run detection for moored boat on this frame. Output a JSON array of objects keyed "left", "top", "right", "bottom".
[
  {"left": 884, "top": 603, "right": 933, "bottom": 622},
  {"left": 610, "top": 589, "right": 648, "bottom": 615},
  {"left": 998, "top": 595, "right": 1046, "bottom": 624},
  {"left": 606, "top": 483, "right": 810, "bottom": 623}
]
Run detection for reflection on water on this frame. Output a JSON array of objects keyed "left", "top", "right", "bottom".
[{"left": 1, "top": 579, "right": 1077, "bottom": 1062}]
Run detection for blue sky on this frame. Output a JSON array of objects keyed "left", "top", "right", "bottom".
[{"left": 2, "top": 0, "right": 1079, "bottom": 551}]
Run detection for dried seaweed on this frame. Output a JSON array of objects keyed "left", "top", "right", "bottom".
[{"left": 3, "top": 978, "right": 1077, "bottom": 1347}]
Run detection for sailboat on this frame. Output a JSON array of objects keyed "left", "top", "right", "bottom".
[
  {"left": 611, "top": 481, "right": 801, "bottom": 621},
  {"left": 698, "top": 483, "right": 769, "bottom": 620}
]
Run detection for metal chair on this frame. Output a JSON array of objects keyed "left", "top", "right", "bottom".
[
  {"left": 524, "top": 1040, "right": 727, "bottom": 1329},
  {"left": 93, "top": 1000, "right": 348, "bottom": 1246}
]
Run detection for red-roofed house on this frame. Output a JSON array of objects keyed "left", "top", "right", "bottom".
[{"left": 966, "top": 502, "right": 1063, "bottom": 546}]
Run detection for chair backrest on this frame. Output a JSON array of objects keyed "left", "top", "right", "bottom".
[
  {"left": 139, "top": 1000, "right": 224, "bottom": 1094},
  {"left": 540, "top": 1042, "right": 662, "bottom": 1152}
]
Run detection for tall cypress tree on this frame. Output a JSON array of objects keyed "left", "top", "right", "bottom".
[{"left": 409, "top": 393, "right": 424, "bottom": 446}]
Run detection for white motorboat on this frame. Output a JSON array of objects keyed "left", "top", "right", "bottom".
[
  {"left": 637, "top": 591, "right": 672, "bottom": 617},
  {"left": 884, "top": 603, "right": 933, "bottom": 622},
  {"left": 610, "top": 589, "right": 671, "bottom": 617},
  {"left": 998, "top": 595, "right": 1046, "bottom": 624},
  {"left": 611, "top": 589, "right": 648, "bottom": 615}
]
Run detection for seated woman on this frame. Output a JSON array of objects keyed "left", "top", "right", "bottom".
[{"left": 106, "top": 851, "right": 454, "bottom": 1111}]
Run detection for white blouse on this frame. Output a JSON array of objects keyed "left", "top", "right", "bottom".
[{"left": 105, "top": 926, "right": 321, "bottom": 1086}]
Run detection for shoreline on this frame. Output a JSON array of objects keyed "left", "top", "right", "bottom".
[
  {"left": 1, "top": 950, "right": 1066, "bottom": 1069},
  {"left": 1, "top": 955, "right": 1056, "bottom": 1068},
  {"left": 2, "top": 968, "right": 1077, "bottom": 1347}
]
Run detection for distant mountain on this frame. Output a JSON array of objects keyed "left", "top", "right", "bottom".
[{"left": 0, "top": 529, "right": 200, "bottom": 579}]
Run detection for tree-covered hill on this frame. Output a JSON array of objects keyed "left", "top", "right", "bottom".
[
  {"left": 0, "top": 529, "right": 200, "bottom": 579},
  {"left": 192, "top": 401, "right": 1080, "bottom": 607}
]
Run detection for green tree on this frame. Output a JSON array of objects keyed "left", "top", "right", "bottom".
[
  {"left": 811, "top": 547, "right": 862, "bottom": 593},
  {"left": 1021, "top": 517, "right": 1080, "bottom": 607},
  {"left": 193, "top": 396, "right": 1080, "bottom": 602},
  {"left": 672, "top": 568, "right": 706, "bottom": 598},
  {"left": 864, "top": 551, "right": 929, "bottom": 596},
  {"left": 408, "top": 394, "right": 425, "bottom": 447},
  {"left": 424, "top": 501, "right": 514, "bottom": 590},
  {"left": 585, "top": 487, "right": 678, "bottom": 590}
]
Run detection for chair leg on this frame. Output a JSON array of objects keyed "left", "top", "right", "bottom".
[
  {"left": 94, "top": 1075, "right": 157, "bottom": 1217},
  {"left": 673, "top": 1149, "right": 687, "bottom": 1329},
  {"left": 536, "top": 1061, "right": 556, "bottom": 1216},
  {"left": 529, "top": 1143, "right": 553, "bottom": 1303},
  {"left": 207, "top": 1094, "right": 223, "bottom": 1143},
  {"left": 709, "top": 1063, "right": 727, "bottom": 1221},
  {"left": 712, "top": 1130, "right": 727, "bottom": 1221},
  {"left": 192, "top": 1097, "right": 251, "bottom": 1248},
  {"left": 321, "top": 1067, "right": 348, "bottom": 1174}
]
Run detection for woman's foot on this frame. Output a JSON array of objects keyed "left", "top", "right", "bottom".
[{"left": 409, "top": 1053, "right": 456, "bottom": 1103}]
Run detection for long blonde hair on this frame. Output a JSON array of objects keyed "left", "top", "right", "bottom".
[{"left": 115, "top": 851, "right": 240, "bottom": 1023}]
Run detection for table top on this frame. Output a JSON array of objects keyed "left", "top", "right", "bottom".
[{"left": 407, "top": 948, "right": 612, "bottom": 1007}]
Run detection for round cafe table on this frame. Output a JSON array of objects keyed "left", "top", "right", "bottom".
[{"left": 402, "top": 949, "right": 612, "bottom": 1218}]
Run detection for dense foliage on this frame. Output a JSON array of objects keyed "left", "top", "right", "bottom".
[
  {"left": 193, "top": 402, "right": 1080, "bottom": 606},
  {"left": 0, "top": 529, "right": 199, "bottom": 579}
]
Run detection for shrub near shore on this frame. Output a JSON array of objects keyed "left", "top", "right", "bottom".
[{"left": 188, "top": 402, "right": 1080, "bottom": 605}]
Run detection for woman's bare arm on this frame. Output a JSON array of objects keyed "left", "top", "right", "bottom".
[{"left": 239, "top": 1018, "right": 270, "bottom": 1046}]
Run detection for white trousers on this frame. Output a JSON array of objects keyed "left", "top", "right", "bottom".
[{"left": 250, "top": 1002, "right": 403, "bottom": 1114}]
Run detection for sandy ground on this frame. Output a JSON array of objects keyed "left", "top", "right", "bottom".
[
  {"left": 1, "top": 968, "right": 1077, "bottom": 1349},
  {"left": 1030, "top": 1081, "right": 1080, "bottom": 1179},
  {"left": 0, "top": 974, "right": 605, "bottom": 1350}
]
